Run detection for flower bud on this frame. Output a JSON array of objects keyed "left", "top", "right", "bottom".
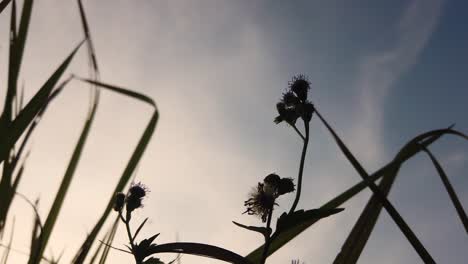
[{"left": 113, "top": 192, "right": 126, "bottom": 211}]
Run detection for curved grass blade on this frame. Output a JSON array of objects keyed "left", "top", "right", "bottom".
[
  {"left": 77, "top": 0, "right": 99, "bottom": 73},
  {"left": 422, "top": 147, "right": 468, "bottom": 233},
  {"left": 1, "top": 218, "right": 14, "bottom": 264},
  {"left": 147, "top": 242, "right": 252, "bottom": 264},
  {"left": 246, "top": 127, "right": 464, "bottom": 262},
  {"left": 314, "top": 108, "right": 436, "bottom": 263},
  {"left": 72, "top": 78, "right": 158, "bottom": 264},
  {"left": 30, "top": 89, "right": 99, "bottom": 264},
  {"left": 0, "top": 40, "right": 85, "bottom": 163}
]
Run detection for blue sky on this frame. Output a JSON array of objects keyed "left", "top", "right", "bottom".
[{"left": 0, "top": 0, "right": 467, "bottom": 263}]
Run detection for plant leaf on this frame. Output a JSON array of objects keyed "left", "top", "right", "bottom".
[
  {"left": 31, "top": 88, "right": 99, "bottom": 264},
  {"left": 72, "top": 78, "right": 159, "bottom": 264},
  {"left": 232, "top": 221, "right": 271, "bottom": 238},
  {"left": 245, "top": 126, "right": 464, "bottom": 263},
  {"left": 0, "top": 40, "right": 85, "bottom": 163},
  {"left": 133, "top": 218, "right": 149, "bottom": 241},
  {"left": 333, "top": 164, "right": 401, "bottom": 264},
  {"left": 314, "top": 108, "right": 436, "bottom": 263},
  {"left": 146, "top": 242, "right": 252, "bottom": 264},
  {"left": 276, "top": 208, "right": 344, "bottom": 233},
  {"left": 422, "top": 147, "right": 468, "bottom": 233}
]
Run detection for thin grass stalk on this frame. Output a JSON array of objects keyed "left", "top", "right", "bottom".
[
  {"left": 422, "top": 147, "right": 468, "bottom": 233},
  {"left": 98, "top": 216, "right": 120, "bottom": 264},
  {"left": 260, "top": 208, "right": 273, "bottom": 264}
]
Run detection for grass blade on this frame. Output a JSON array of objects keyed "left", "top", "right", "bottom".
[
  {"left": 0, "top": 218, "right": 14, "bottom": 264},
  {"left": 72, "top": 78, "right": 158, "bottom": 264},
  {"left": 245, "top": 127, "right": 462, "bottom": 262},
  {"left": 30, "top": 89, "right": 99, "bottom": 264},
  {"left": 422, "top": 147, "right": 468, "bottom": 233},
  {"left": 147, "top": 242, "right": 252, "bottom": 264},
  {"left": 98, "top": 215, "right": 120, "bottom": 264},
  {"left": 333, "top": 161, "right": 401, "bottom": 263},
  {"left": 0, "top": 0, "right": 12, "bottom": 14},
  {"left": 314, "top": 108, "right": 436, "bottom": 263},
  {"left": 0, "top": 40, "right": 85, "bottom": 163},
  {"left": 77, "top": 0, "right": 99, "bottom": 73}
]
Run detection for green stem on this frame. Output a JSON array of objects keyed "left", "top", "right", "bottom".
[
  {"left": 289, "top": 119, "right": 310, "bottom": 214},
  {"left": 292, "top": 124, "right": 305, "bottom": 140},
  {"left": 260, "top": 208, "right": 273, "bottom": 264},
  {"left": 121, "top": 211, "right": 139, "bottom": 263}
]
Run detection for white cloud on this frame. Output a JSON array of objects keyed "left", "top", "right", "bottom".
[{"left": 350, "top": 0, "right": 444, "bottom": 168}]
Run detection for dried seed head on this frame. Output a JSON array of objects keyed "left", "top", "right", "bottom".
[{"left": 244, "top": 183, "right": 276, "bottom": 222}]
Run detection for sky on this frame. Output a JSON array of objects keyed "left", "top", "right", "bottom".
[{"left": 0, "top": 0, "right": 467, "bottom": 263}]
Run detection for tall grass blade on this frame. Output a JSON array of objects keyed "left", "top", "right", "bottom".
[
  {"left": 88, "top": 228, "right": 111, "bottom": 264},
  {"left": 0, "top": 40, "right": 84, "bottom": 163},
  {"left": 30, "top": 90, "right": 99, "bottom": 264},
  {"left": 77, "top": 0, "right": 99, "bottom": 73},
  {"left": 98, "top": 216, "right": 119, "bottom": 264},
  {"left": 0, "top": 0, "right": 12, "bottom": 14},
  {"left": 0, "top": 218, "right": 14, "bottom": 264},
  {"left": 333, "top": 161, "right": 401, "bottom": 263},
  {"left": 246, "top": 127, "right": 464, "bottom": 263},
  {"left": 72, "top": 78, "right": 158, "bottom": 264},
  {"left": 3, "top": 0, "right": 17, "bottom": 123},
  {"left": 314, "top": 108, "right": 436, "bottom": 263},
  {"left": 423, "top": 147, "right": 468, "bottom": 233}
]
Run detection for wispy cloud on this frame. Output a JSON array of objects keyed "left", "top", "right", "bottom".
[{"left": 351, "top": 0, "right": 444, "bottom": 168}]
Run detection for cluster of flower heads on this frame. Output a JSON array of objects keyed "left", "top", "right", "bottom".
[
  {"left": 274, "top": 74, "right": 314, "bottom": 125},
  {"left": 244, "top": 173, "right": 295, "bottom": 222},
  {"left": 113, "top": 182, "right": 149, "bottom": 213}
]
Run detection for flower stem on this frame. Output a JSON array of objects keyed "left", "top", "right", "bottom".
[
  {"left": 260, "top": 208, "right": 274, "bottom": 264},
  {"left": 292, "top": 124, "right": 305, "bottom": 140},
  {"left": 289, "top": 119, "right": 310, "bottom": 214},
  {"left": 120, "top": 210, "right": 139, "bottom": 263}
]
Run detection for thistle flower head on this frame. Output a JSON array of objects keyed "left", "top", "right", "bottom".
[
  {"left": 281, "top": 91, "right": 300, "bottom": 107},
  {"left": 244, "top": 182, "right": 276, "bottom": 222},
  {"left": 129, "top": 182, "right": 148, "bottom": 199},
  {"left": 243, "top": 174, "right": 295, "bottom": 222},
  {"left": 126, "top": 182, "right": 148, "bottom": 212},
  {"left": 289, "top": 74, "right": 310, "bottom": 101}
]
